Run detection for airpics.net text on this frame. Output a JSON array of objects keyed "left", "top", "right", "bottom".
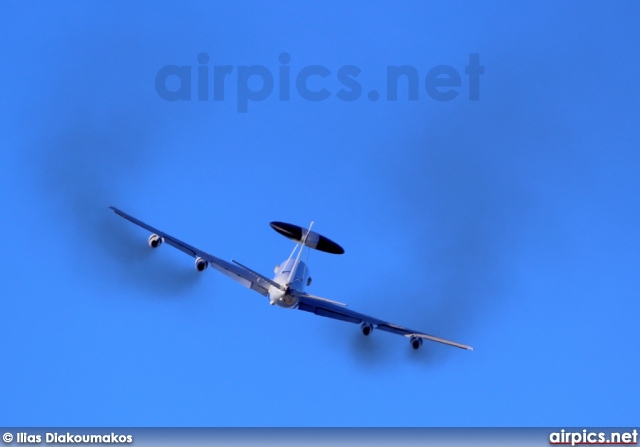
[{"left": 155, "top": 52, "right": 484, "bottom": 112}]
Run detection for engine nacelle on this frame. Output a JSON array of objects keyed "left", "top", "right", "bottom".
[
  {"left": 148, "top": 234, "right": 163, "bottom": 248},
  {"left": 410, "top": 336, "right": 423, "bottom": 350},
  {"left": 361, "top": 322, "right": 374, "bottom": 336},
  {"left": 195, "top": 257, "right": 209, "bottom": 272}
]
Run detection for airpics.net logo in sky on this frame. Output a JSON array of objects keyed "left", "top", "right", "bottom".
[{"left": 155, "top": 52, "right": 484, "bottom": 112}]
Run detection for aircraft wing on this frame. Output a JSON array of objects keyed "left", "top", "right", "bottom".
[
  {"left": 295, "top": 294, "right": 473, "bottom": 350},
  {"left": 109, "top": 206, "right": 272, "bottom": 297}
]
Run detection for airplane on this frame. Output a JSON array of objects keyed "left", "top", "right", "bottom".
[{"left": 109, "top": 206, "right": 473, "bottom": 351}]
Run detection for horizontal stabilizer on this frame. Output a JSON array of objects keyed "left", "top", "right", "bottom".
[
  {"left": 231, "top": 260, "right": 285, "bottom": 291},
  {"left": 292, "top": 291, "right": 347, "bottom": 307}
]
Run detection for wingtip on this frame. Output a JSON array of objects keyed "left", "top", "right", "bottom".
[{"left": 109, "top": 206, "right": 125, "bottom": 217}]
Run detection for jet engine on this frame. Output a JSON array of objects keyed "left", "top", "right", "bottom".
[
  {"left": 195, "top": 257, "right": 209, "bottom": 272},
  {"left": 148, "top": 234, "right": 163, "bottom": 248},
  {"left": 361, "top": 322, "right": 374, "bottom": 336},
  {"left": 409, "top": 336, "right": 423, "bottom": 350}
]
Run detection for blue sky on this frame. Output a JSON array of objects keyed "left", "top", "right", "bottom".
[{"left": 1, "top": 1, "right": 638, "bottom": 427}]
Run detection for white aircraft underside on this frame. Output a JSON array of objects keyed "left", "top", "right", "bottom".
[{"left": 109, "top": 206, "right": 473, "bottom": 351}]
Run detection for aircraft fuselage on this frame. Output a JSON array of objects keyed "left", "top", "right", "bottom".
[{"left": 268, "top": 259, "right": 310, "bottom": 308}]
